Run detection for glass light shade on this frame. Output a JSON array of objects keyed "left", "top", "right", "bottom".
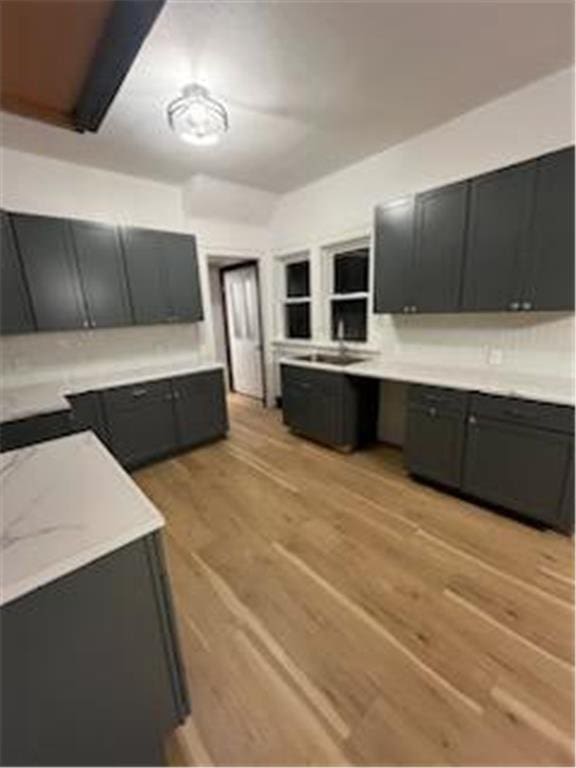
[{"left": 167, "top": 84, "right": 229, "bottom": 146}]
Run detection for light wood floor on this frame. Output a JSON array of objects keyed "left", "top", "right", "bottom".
[{"left": 134, "top": 394, "right": 575, "bottom": 766}]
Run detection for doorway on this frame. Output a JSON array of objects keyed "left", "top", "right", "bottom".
[{"left": 208, "top": 258, "right": 265, "bottom": 403}]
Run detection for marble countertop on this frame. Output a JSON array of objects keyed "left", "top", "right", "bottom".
[
  {"left": 0, "top": 431, "right": 164, "bottom": 607},
  {"left": 280, "top": 356, "right": 575, "bottom": 406},
  {"left": 1, "top": 361, "right": 225, "bottom": 423}
]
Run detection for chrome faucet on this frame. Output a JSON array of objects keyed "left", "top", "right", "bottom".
[{"left": 336, "top": 319, "right": 347, "bottom": 358}]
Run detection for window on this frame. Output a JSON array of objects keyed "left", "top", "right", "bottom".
[
  {"left": 329, "top": 246, "right": 369, "bottom": 342},
  {"left": 283, "top": 258, "right": 311, "bottom": 339}
]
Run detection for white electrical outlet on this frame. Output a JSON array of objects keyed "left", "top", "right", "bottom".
[{"left": 487, "top": 348, "right": 504, "bottom": 366}]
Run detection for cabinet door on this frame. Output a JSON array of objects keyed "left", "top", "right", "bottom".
[
  {"left": 67, "top": 391, "right": 110, "bottom": 447},
  {"left": 523, "top": 146, "right": 574, "bottom": 311},
  {"left": 121, "top": 227, "right": 170, "bottom": 325},
  {"left": 281, "top": 366, "right": 313, "bottom": 433},
  {"left": 162, "top": 232, "right": 203, "bottom": 322},
  {"left": 462, "top": 417, "right": 570, "bottom": 527},
  {"left": 1, "top": 212, "right": 35, "bottom": 334},
  {"left": 405, "top": 405, "right": 466, "bottom": 488},
  {"left": 172, "top": 370, "right": 228, "bottom": 447},
  {"left": 105, "top": 398, "right": 178, "bottom": 468},
  {"left": 462, "top": 162, "right": 534, "bottom": 311},
  {"left": 373, "top": 198, "right": 415, "bottom": 313},
  {"left": 70, "top": 220, "right": 132, "bottom": 328},
  {"left": 413, "top": 182, "right": 467, "bottom": 312},
  {"left": 12, "top": 213, "right": 88, "bottom": 331}
]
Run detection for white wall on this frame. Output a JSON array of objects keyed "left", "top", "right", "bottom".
[
  {"left": 0, "top": 147, "right": 268, "bottom": 388},
  {"left": 267, "top": 67, "right": 575, "bottom": 428}
]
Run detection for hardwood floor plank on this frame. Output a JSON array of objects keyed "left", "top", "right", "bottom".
[{"left": 132, "top": 395, "right": 574, "bottom": 767}]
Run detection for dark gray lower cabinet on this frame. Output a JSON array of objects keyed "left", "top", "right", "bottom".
[
  {"left": 404, "top": 387, "right": 574, "bottom": 533},
  {"left": 405, "top": 385, "right": 468, "bottom": 488},
  {"left": 173, "top": 370, "right": 228, "bottom": 448},
  {"left": 67, "top": 391, "right": 110, "bottom": 447},
  {"left": 0, "top": 533, "right": 189, "bottom": 767},
  {"left": 103, "top": 380, "right": 178, "bottom": 469},
  {"left": 462, "top": 395, "right": 574, "bottom": 531},
  {"left": 0, "top": 409, "right": 77, "bottom": 452},
  {"left": 281, "top": 365, "right": 378, "bottom": 449}
]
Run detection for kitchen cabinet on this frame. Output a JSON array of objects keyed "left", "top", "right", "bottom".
[
  {"left": 0, "top": 410, "right": 77, "bottom": 453},
  {"left": 462, "top": 161, "right": 535, "bottom": 312},
  {"left": 122, "top": 227, "right": 202, "bottom": 325},
  {"left": 373, "top": 197, "right": 415, "bottom": 314},
  {"left": 281, "top": 365, "right": 378, "bottom": 449},
  {"left": 373, "top": 146, "right": 574, "bottom": 315},
  {"left": 11, "top": 212, "right": 89, "bottom": 331},
  {"left": 373, "top": 182, "right": 469, "bottom": 314},
  {"left": 462, "top": 394, "right": 574, "bottom": 531},
  {"left": 1, "top": 533, "right": 189, "bottom": 767},
  {"left": 69, "top": 220, "right": 133, "bottom": 328},
  {"left": 172, "top": 370, "right": 228, "bottom": 448},
  {"left": 1, "top": 211, "right": 35, "bottom": 335},
  {"left": 523, "top": 146, "right": 574, "bottom": 311},
  {"left": 102, "top": 379, "right": 178, "bottom": 468},
  {"left": 67, "top": 390, "right": 110, "bottom": 447},
  {"left": 412, "top": 182, "right": 468, "bottom": 312},
  {"left": 404, "top": 385, "right": 469, "bottom": 488},
  {"left": 162, "top": 231, "right": 203, "bottom": 322}
]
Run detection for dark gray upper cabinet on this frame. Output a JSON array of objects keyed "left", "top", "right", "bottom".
[
  {"left": 11, "top": 213, "right": 88, "bottom": 331},
  {"left": 122, "top": 227, "right": 202, "bottom": 325},
  {"left": 0, "top": 211, "right": 35, "bottom": 335},
  {"left": 69, "top": 220, "right": 133, "bottom": 328},
  {"left": 413, "top": 182, "right": 468, "bottom": 313},
  {"left": 172, "top": 370, "right": 227, "bottom": 448},
  {"left": 523, "top": 146, "right": 574, "bottom": 311},
  {"left": 121, "top": 228, "right": 169, "bottom": 325},
  {"left": 373, "top": 197, "right": 415, "bottom": 313},
  {"left": 462, "top": 161, "right": 535, "bottom": 312},
  {"left": 162, "top": 232, "right": 203, "bottom": 322}
]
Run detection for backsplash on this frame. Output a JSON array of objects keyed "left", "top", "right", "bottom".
[
  {"left": 372, "top": 311, "right": 574, "bottom": 377},
  {"left": 1, "top": 323, "right": 210, "bottom": 389}
]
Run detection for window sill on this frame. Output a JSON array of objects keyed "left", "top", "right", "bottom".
[{"left": 272, "top": 338, "right": 380, "bottom": 354}]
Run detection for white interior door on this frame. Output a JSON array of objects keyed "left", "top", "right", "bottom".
[{"left": 223, "top": 265, "right": 264, "bottom": 399}]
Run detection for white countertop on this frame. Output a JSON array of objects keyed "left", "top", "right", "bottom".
[
  {"left": 1, "top": 361, "right": 225, "bottom": 423},
  {"left": 0, "top": 431, "right": 164, "bottom": 607},
  {"left": 280, "top": 356, "right": 575, "bottom": 406}
]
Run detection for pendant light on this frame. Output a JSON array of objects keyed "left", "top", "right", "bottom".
[{"left": 167, "top": 84, "right": 229, "bottom": 146}]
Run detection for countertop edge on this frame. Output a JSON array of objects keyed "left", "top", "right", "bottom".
[{"left": 279, "top": 357, "right": 575, "bottom": 407}]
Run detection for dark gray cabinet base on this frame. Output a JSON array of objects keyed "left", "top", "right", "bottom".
[
  {"left": 0, "top": 410, "right": 77, "bottom": 452},
  {"left": 404, "top": 385, "right": 574, "bottom": 534},
  {"left": 281, "top": 365, "right": 379, "bottom": 450},
  {"left": 0, "top": 533, "right": 189, "bottom": 767}
]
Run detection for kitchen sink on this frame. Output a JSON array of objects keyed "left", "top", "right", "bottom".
[{"left": 295, "top": 353, "right": 366, "bottom": 366}]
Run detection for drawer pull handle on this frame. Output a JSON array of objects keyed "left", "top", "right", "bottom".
[
  {"left": 468, "top": 415, "right": 477, "bottom": 425},
  {"left": 428, "top": 407, "right": 437, "bottom": 417},
  {"left": 132, "top": 388, "right": 148, "bottom": 398}
]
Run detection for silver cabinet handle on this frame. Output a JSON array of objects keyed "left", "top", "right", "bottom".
[
  {"left": 403, "top": 306, "right": 409, "bottom": 313},
  {"left": 132, "top": 388, "right": 148, "bottom": 398},
  {"left": 509, "top": 301, "right": 520, "bottom": 311},
  {"left": 412, "top": 305, "right": 418, "bottom": 313},
  {"left": 428, "top": 407, "right": 437, "bottom": 417},
  {"left": 522, "top": 301, "right": 532, "bottom": 310},
  {"left": 468, "top": 415, "right": 477, "bottom": 425}
]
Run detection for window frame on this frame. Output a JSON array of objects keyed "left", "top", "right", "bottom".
[
  {"left": 322, "top": 237, "right": 371, "bottom": 345},
  {"left": 278, "top": 253, "right": 312, "bottom": 341}
]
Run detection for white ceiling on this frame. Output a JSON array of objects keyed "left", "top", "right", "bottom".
[{"left": 1, "top": 1, "right": 573, "bottom": 193}]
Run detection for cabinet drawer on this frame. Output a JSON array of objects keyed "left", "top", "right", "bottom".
[
  {"left": 407, "top": 384, "right": 469, "bottom": 415},
  {"left": 102, "top": 378, "right": 172, "bottom": 412},
  {"left": 281, "top": 365, "right": 345, "bottom": 398},
  {"left": 469, "top": 394, "right": 573, "bottom": 434}
]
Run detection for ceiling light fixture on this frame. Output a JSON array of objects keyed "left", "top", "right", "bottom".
[{"left": 167, "top": 83, "right": 229, "bottom": 147}]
